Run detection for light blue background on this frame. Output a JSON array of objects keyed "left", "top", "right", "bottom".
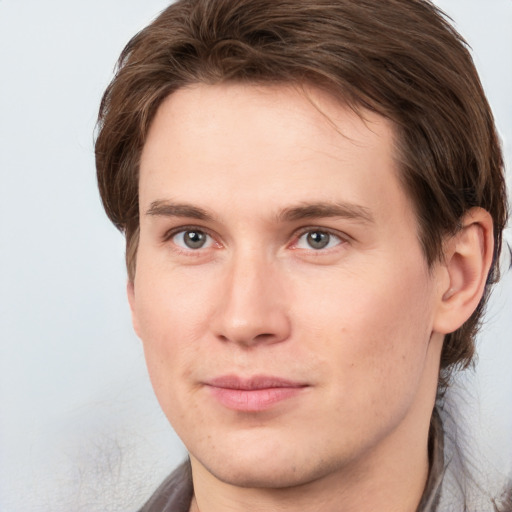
[{"left": 0, "top": 1, "right": 511, "bottom": 510}]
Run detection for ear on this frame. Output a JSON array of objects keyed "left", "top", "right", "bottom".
[
  {"left": 127, "top": 280, "right": 141, "bottom": 338},
  {"left": 433, "top": 207, "right": 494, "bottom": 335}
]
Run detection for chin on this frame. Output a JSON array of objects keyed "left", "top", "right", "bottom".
[
  {"left": 208, "top": 464, "right": 319, "bottom": 489},
  {"left": 193, "top": 446, "right": 340, "bottom": 490}
]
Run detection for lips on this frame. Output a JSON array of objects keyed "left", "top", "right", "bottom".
[{"left": 205, "top": 375, "right": 308, "bottom": 412}]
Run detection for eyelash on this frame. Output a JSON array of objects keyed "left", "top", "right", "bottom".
[
  {"left": 163, "top": 225, "right": 218, "bottom": 251},
  {"left": 162, "top": 225, "right": 347, "bottom": 254},
  {"left": 290, "top": 227, "right": 345, "bottom": 251}
]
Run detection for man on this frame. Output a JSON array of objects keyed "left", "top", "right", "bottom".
[{"left": 95, "top": 0, "right": 509, "bottom": 510}]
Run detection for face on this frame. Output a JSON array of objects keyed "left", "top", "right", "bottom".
[{"left": 130, "top": 83, "right": 446, "bottom": 489}]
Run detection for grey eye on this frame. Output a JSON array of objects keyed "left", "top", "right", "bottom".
[
  {"left": 306, "top": 231, "right": 331, "bottom": 249},
  {"left": 173, "top": 230, "right": 211, "bottom": 250},
  {"left": 295, "top": 230, "right": 342, "bottom": 250}
]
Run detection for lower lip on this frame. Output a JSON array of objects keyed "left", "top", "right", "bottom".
[{"left": 207, "top": 386, "right": 305, "bottom": 412}]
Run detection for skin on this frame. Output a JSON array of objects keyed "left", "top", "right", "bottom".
[{"left": 128, "top": 83, "right": 493, "bottom": 512}]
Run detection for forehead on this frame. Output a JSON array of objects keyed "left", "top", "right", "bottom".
[
  {"left": 142, "top": 82, "right": 393, "bottom": 164},
  {"left": 139, "top": 83, "right": 414, "bottom": 228}
]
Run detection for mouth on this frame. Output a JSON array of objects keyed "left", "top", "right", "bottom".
[{"left": 204, "top": 375, "right": 309, "bottom": 412}]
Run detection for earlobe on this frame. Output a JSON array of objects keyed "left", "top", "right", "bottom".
[
  {"left": 127, "top": 280, "right": 141, "bottom": 338},
  {"left": 433, "top": 208, "right": 494, "bottom": 335}
]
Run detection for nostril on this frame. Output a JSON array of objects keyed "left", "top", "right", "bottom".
[
  {"left": 254, "top": 333, "right": 275, "bottom": 340},
  {"left": 217, "top": 332, "right": 279, "bottom": 344}
]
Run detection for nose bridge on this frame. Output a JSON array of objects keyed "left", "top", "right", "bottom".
[{"left": 214, "top": 246, "right": 290, "bottom": 347}]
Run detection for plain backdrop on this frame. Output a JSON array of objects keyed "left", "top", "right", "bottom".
[{"left": 0, "top": 1, "right": 511, "bottom": 511}]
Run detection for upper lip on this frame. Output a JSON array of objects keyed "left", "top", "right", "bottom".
[{"left": 206, "top": 375, "right": 308, "bottom": 390}]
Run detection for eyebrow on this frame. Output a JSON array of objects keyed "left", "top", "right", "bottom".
[
  {"left": 145, "top": 199, "right": 374, "bottom": 224},
  {"left": 146, "top": 200, "right": 214, "bottom": 221},
  {"left": 278, "top": 202, "right": 374, "bottom": 224}
]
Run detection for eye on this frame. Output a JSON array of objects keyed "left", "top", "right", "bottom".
[
  {"left": 295, "top": 230, "right": 342, "bottom": 250},
  {"left": 172, "top": 229, "right": 213, "bottom": 250}
]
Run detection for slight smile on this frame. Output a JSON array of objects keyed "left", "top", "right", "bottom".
[{"left": 205, "top": 375, "right": 309, "bottom": 412}]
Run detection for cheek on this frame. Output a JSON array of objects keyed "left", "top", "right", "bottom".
[
  {"left": 134, "top": 256, "right": 216, "bottom": 339},
  {"left": 132, "top": 264, "right": 215, "bottom": 401},
  {"left": 291, "top": 263, "right": 435, "bottom": 392}
]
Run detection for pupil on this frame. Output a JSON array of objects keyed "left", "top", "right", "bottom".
[
  {"left": 185, "top": 231, "right": 206, "bottom": 249},
  {"left": 307, "top": 231, "right": 329, "bottom": 249}
]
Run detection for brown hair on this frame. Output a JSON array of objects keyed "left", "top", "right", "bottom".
[{"left": 95, "top": 0, "right": 508, "bottom": 380}]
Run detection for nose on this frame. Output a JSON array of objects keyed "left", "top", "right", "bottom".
[{"left": 212, "top": 252, "right": 291, "bottom": 348}]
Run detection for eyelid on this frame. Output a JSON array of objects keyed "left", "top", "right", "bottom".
[
  {"left": 162, "top": 224, "right": 222, "bottom": 251},
  {"left": 289, "top": 226, "right": 348, "bottom": 250},
  {"left": 160, "top": 224, "right": 348, "bottom": 252},
  {"left": 163, "top": 224, "right": 210, "bottom": 240}
]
